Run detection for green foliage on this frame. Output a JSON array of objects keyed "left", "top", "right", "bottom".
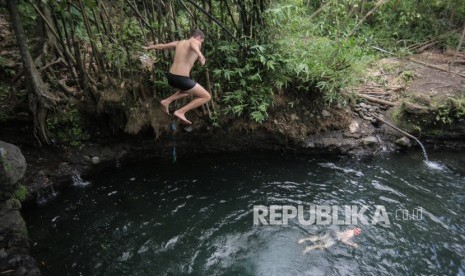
[
  {"left": 261, "top": 0, "right": 464, "bottom": 111},
  {"left": 46, "top": 106, "right": 90, "bottom": 146},
  {"left": 14, "top": 185, "right": 28, "bottom": 202},
  {"left": 401, "top": 70, "right": 414, "bottom": 82},
  {"left": 17, "top": 2, "right": 37, "bottom": 32},
  {"left": 265, "top": 1, "right": 375, "bottom": 107},
  {"left": 10, "top": 0, "right": 465, "bottom": 131},
  {"left": 281, "top": 36, "right": 373, "bottom": 105},
  {"left": 434, "top": 97, "right": 465, "bottom": 125},
  {"left": 393, "top": 96, "right": 465, "bottom": 136},
  {"left": 372, "top": 0, "right": 465, "bottom": 48},
  {"left": 209, "top": 110, "right": 221, "bottom": 127},
  {"left": 119, "top": 18, "right": 144, "bottom": 47},
  {"left": 212, "top": 43, "right": 278, "bottom": 122},
  {"left": 299, "top": 0, "right": 465, "bottom": 50}
]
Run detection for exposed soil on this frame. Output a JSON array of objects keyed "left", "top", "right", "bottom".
[
  {"left": 406, "top": 51, "right": 465, "bottom": 100},
  {"left": 354, "top": 51, "right": 465, "bottom": 107}
]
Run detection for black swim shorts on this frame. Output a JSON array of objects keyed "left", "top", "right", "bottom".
[{"left": 166, "top": 72, "right": 197, "bottom": 92}]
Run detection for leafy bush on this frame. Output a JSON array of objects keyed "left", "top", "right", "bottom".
[
  {"left": 265, "top": 1, "right": 375, "bottom": 106},
  {"left": 11, "top": 0, "right": 464, "bottom": 130},
  {"left": 212, "top": 44, "right": 278, "bottom": 122},
  {"left": 373, "top": 0, "right": 465, "bottom": 48},
  {"left": 434, "top": 97, "right": 465, "bottom": 125},
  {"left": 46, "top": 106, "right": 90, "bottom": 146}
]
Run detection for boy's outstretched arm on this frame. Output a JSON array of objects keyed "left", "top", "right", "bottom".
[{"left": 142, "top": 41, "right": 178, "bottom": 50}]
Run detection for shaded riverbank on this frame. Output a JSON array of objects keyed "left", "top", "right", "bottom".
[{"left": 5, "top": 101, "right": 465, "bottom": 204}]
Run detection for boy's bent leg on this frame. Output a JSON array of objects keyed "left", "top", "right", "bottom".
[
  {"left": 303, "top": 245, "right": 324, "bottom": 253},
  {"left": 161, "top": 91, "right": 190, "bottom": 114},
  {"left": 298, "top": 235, "right": 320, "bottom": 244},
  {"left": 174, "top": 84, "right": 211, "bottom": 124}
]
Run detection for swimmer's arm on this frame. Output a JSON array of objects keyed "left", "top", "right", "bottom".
[
  {"left": 342, "top": 240, "right": 358, "bottom": 248},
  {"left": 143, "top": 41, "right": 178, "bottom": 50}
]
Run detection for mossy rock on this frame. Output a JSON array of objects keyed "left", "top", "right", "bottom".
[
  {"left": 401, "top": 100, "right": 432, "bottom": 116},
  {"left": 0, "top": 141, "right": 27, "bottom": 202},
  {"left": 392, "top": 95, "right": 465, "bottom": 138}
]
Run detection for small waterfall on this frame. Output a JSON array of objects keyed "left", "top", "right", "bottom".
[
  {"left": 374, "top": 115, "right": 429, "bottom": 161},
  {"left": 410, "top": 138, "right": 445, "bottom": 169},
  {"left": 72, "top": 170, "right": 91, "bottom": 187},
  {"left": 50, "top": 185, "right": 57, "bottom": 196},
  {"left": 410, "top": 136, "right": 429, "bottom": 162},
  {"left": 374, "top": 115, "right": 447, "bottom": 170},
  {"left": 36, "top": 185, "right": 58, "bottom": 205}
]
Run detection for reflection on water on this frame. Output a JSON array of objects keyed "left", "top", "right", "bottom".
[{"left": 23, "top": 151, "right": 465, "bottom": 275}]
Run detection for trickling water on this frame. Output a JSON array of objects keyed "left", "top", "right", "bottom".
[
  {"left": 36, "top": 185, "right": 58, "bottom": 206},
  {"left": 412, "top": 137, "right": 429, "bottom": 161},
  {"left": 23, "top": 151, "right": 465, "bottom": 275},
  {"left": 72, "top": 170, "right": 91, "bottom": 187},
  {"left": 424, "top": 160, "right": 447, "bottom": 170},
  {"left": 373, "top": 114, "right": 429, "bottom": 161}
]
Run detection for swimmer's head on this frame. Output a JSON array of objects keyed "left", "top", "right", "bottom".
[{"left": 354, "top": 228, "right": 362, "bottom": 236}]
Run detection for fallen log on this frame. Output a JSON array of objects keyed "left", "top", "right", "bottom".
[
  {"left": 344, "top": 90, "right": 398, "bottom": 107},
  {"left": 356, "top": 93, "right": 397, "bottom": 106},
  {"left": 409, "top": 58, "right": 465, "bottom": 78}
]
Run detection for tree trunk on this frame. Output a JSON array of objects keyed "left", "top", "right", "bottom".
[{"left": 7, "top": 0, "right": 57, "bottom": 146}]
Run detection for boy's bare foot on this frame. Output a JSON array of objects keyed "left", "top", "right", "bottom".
[
  {"left": 160, "top": 100, "right": 170, "bottom": 115},
  {"left": 174, "top": 110, "right": 192, "bottom": 125}
]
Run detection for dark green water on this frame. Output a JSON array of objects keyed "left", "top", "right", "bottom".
[{"left": 23, "top": 151, "right": 465, "bottom": 276}]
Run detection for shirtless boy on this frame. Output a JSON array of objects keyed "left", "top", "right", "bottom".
[
  {"left": 298, "top": 227, "right": 362, "bottom": 253},
  {"left": 143, "top": 29, "right": 211, "bottom": 125}
]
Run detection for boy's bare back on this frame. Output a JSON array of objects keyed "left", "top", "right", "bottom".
[{"left": 170, "top": 39, "right": 202, "bottom": 77}]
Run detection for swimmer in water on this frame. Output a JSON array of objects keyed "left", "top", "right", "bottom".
[{"left": 298, "top": 227, "right": 362, "bottom": 253}]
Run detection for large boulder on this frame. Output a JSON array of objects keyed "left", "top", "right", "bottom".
[
  {"left": 0, "top": 141, "right": 27, "bottom": 202},
  {"left": 0, "top": 199, "right": 40, "bottom": 276},
  {"left": 0, "top": 142, "right": 39, "bottom": 275}
]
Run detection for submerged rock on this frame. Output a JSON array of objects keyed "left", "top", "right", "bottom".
[
  {"left": 362, "top": 136, "right": 379, "bottom": 146},
  {"left": 396, "top": 137, "right": 412, "bottom": 147},
  {"left": 91, "top": 156, "right": 100, "bottom": 165}
]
